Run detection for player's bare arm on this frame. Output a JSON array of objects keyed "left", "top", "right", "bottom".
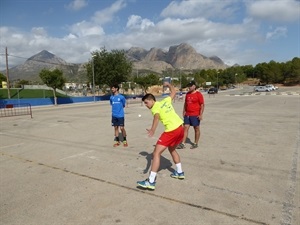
[
  {"left": 198, "top": 103, "right": 205, "bottom": 120},
  {"left": 163, "top": 82, "right": 176, "bottom": 100},
  {"left": 147, "top": 113, "right": 160, "bottom": 137}
]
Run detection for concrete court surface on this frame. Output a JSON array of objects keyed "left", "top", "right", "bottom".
[{"left": 0, "top": 90, "right": 299, "bottom": 225}]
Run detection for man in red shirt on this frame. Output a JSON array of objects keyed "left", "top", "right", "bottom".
[{"left": 177, "top": 80, "right": 205, "bottom": 149}]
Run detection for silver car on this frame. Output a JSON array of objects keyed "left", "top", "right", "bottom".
[
  {"left": 254, "top": 86, "right": 272, "bottom": 92},
  {"left": 266, "top": 84, "right": 278, "bottom": 91}
]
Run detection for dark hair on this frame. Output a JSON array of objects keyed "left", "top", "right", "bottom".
[
  {"left": 111, "top": 84, "right": 119, "bottom": 91},
  {"left": 142, "top": 93, "right": 156, "bottom": 102},
  {"left": 187, "top": 80, "right": 196, "bottom": 87}
]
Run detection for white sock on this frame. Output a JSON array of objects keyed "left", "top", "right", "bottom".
[
  {"left": 176, "top": 163, "right": 183, "bottom": 173},
  {"left": 149, "top": 171, "right": 157, "bottom": 183}
]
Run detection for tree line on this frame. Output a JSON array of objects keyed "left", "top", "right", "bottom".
[{"left": 0, "top": 47, "right": 299, "bottom": 95}]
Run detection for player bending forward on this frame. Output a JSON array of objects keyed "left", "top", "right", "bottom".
[{"left": 137, "top": 82, "right": 185, "bottom": 190}]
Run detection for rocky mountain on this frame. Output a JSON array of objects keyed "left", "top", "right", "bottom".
[
  {"left": 6, "top": 43, "right": 227, "bottom": 82},
  {"left": 7, "top": 50, "right": 86, "bottom": 82},
  {"left": 126, "top": 43, "right": 227, "bottom": 73}
]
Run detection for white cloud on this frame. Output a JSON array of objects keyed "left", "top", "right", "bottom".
[
  {"left": 92, "top": 0, "right": 126, "bottom": 25},
  {"left": 161, "top": 0, "right": 239, "bottom": 19},
  {"left": 66, "top": 0, "right": 88, "bottom": 11},
  {"left": 68, "top": 21, "right": 105, "bottom": 37},
  {"left": 126, "top": 15, "right": 155, "bottom": 31},
  {"left": 31, "top": 27, "right": 48, "bottom": 37},
  {"left": 266, "top": 26, "right": 287, "bottom": 40},
  {"left": 247, "top": 0, "right": 300, "bottom": 23},
  {"left": 155, "top": 17, "right": 254, "bottom": 41}
]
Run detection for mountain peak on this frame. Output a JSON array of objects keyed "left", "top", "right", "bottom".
[
  {"left": 27, "top": 50, "right": 55, "bottom": 61},
  {"left": 26, "top": 50, "right": 67, "bottom": 64},
  {"left": 209, "top": 56, "right": 224, "bottom": 65}
]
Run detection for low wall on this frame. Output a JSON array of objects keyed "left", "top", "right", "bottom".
[
  {"left": 0, "top": 96, "right": 108, "bottom": 107},
  {"left": 0, "top": 95, "right": 142, "bottom": 107}
]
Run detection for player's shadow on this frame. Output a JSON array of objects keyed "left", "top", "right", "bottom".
[
  {"left": 139, "top": 151, "right": 175, "bottom": 174},
  {"left": 186, "top": 137, "right": 193, "bottom": 144},
  {"left": 117, "top": 132, "right": 125, "bottom": 141}
]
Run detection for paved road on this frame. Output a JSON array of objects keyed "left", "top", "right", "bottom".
[
  {"left": 0, "top": 90, "right": 299, "bottom": 225},
  {"left": 219, "top": 85, "right": 300, "bottom": 96}
]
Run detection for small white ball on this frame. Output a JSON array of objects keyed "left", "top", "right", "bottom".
[{"left": 138, "top": 114, "right": 142, "bottom": 117}]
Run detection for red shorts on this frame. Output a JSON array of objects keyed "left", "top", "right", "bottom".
[{"left": 156, "top": 125, "right": 184, "bottom": 147}]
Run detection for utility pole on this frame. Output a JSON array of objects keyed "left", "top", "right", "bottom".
[
  {"left": 5, "top": 47, "right": 11, "bottom": 99},
  {"left": 92, "top": 57, "right": 95, "bottom": 102}
]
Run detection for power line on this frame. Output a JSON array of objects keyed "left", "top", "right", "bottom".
[{"left": 0, "top": 53, "right": 83, "bottom": 67}]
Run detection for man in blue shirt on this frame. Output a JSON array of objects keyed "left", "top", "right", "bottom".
[{"left": 110, "top": 84, "right": 128, "bottom": 147}]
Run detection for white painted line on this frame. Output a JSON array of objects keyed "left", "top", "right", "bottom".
[
  {"left": 60, "top": 150, "right": 95, "bottom": 160},
  {"left": 0, "top": 143, "right": 24, "bottom": 149}
]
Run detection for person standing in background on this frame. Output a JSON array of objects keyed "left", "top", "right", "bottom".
[
  {"left": 177, "top": 80, "right": 205, "bottom": 149},
  {"left": 110, "top": 84, "right": 128, "bottom": 147}
]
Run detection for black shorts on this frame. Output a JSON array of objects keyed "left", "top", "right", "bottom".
[
  {"left": 183, "top": 115, "right": 200, "bottom": 127},
  {"left": 111, "top": 116, "right": 125, "bottom": 126}
]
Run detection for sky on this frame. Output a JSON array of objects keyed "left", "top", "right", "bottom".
[{"left": 0, "top": 0, "right": 299, "bottom": 71}]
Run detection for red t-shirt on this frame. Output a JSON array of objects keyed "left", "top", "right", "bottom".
[{"left": 184, "top": 91, "right": 204, "bottom": 116}]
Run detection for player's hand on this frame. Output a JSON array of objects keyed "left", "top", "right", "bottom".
[{"left": 146, "top": 128, "right": 154, "bottom": 137}]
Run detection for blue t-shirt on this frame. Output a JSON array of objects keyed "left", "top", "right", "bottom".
[{"left": 110, "top": 94, "right": 126, "bottom": 118}]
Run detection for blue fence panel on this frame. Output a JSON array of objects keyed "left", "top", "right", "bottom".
[
  {"left": 0, "top": 96, "right": 114, "bottom": 107},
  {"left": 0, "top": 98, "right": 54, "bottom": 106},
  {"left": 0, "top": 94, "right": 146, "bottom": 107}
]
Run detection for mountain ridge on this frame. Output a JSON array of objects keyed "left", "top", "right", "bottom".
[
  {"left": 127, "top": 43, "right": 227, "bottom": 73},
  {"left": 6, "top": 43, "right": 228, "bottom": 82}
]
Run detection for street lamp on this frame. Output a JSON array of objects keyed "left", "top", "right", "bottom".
[
  {"left": 92, "top": 57, "right": 96, "bottom": 102},
  {"left": 235, "top": 73, "right": 237, "bottom": 86}
]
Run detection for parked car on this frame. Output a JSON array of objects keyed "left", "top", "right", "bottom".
[
  {"left": 266, "top": 84, "right": 278, "bottom": 91},
  {"left": 208, "top": 87, "right": 218, "bottom": 94},
  {"left": 254, "top": 86, "right": 272, "bottom": 92}
]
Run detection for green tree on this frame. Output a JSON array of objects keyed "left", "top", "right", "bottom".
[
  {"left": 39, "top": 69, "right": 66, "bottom": 105},
  {"left": 134, "top": 73, "right": 160, "bottom": 93},
  {"left": 241, "top": 65, "right": 254, "bottom": 78},
  {"left": 194, "top": 70, "right": 206, "bottom": 87},
  {"left": 16, "top": 80, "right": 30, "bottom": 88},
  {"left": 180, "top": 75, "right": 189, "bottom": 88},
  {"left": 86, "top": 47, "right": 133, "bottom": 88},
  {"left": 290, "top": 57, "right": 300, "bottom": 84},
  {"left": 267, "top": 60, "right": 283, "bottom": 83},
  {"left": 255, "top": 62, "right": 269, "bottom": 84}
]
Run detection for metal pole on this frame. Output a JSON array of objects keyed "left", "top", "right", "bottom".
[
  {"left": 180, "top": 72, "right": 181, "bottom": 89},
  {"left": 5, "top": 47, "right": 11, "bottom": 99},
  {"left": 217, "top": 71, "right": 219, "bottom": 90},
  {"left": 180, "top": 67, "right": 183, "bottom": 89},
  {"left": 92, "top": 58, "right": 95, "bottom": 102},
  {"left": 235, "top": 73, "right": 237, "bottom": 85}
]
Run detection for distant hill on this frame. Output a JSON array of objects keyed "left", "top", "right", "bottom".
[
  {"left": 5, "top": 43, "right": 228, "bottom": 82},
  {"left": 127, "top": 43, "right": 227, "bottom": 73},
  {"left": 7, "top": 50, "right": 87, "bottom": 82}
]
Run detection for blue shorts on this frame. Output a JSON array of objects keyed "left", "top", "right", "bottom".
[
  {"left": 111, "top": 116, "right": 125, "bottom": 126},
  {"left": 183, "top": 115, "right": 200, "bottom": 127}
]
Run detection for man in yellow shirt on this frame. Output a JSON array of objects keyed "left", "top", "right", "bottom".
[{"left": 137, "top": 82, "right": 184, "bottom": 190}]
